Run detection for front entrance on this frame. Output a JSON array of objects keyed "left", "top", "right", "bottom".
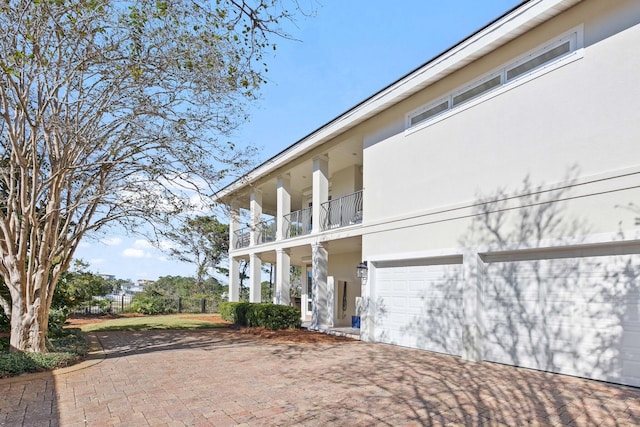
[{"left": 301, "top": 266, "right": 313, "bottom": 321}]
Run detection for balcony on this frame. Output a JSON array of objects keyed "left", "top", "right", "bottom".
[
  {"left": 320, "top": 190, "right": 363, "bottom": 230},
  {"left": 283, "top": 206, "right": 312, "bottom": 239},
  {"left": 234, "top": 227, "right": 250, "bottom": 249},
  {"left": 231, "top": 190, "right": 363, "bottom": 250},
  {"left": 256, "top": 219, "right": 276, "bottom": 244}
]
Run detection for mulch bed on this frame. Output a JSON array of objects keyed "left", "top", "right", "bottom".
[{"left": 64, "top": 313, "right": 349, "bottom": 344}]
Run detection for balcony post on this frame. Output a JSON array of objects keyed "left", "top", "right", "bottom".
[
  {"left": 275, "top": 248, "right": 291, "bottom": 305},
  {"left": 229, "top": 199, "right": 240, "bottom": 249},
  {"left": 312, "top": 155, "right": 329, "bottom": 234},
  {"left": 249, "top": 253, "right": 262, "bottom": 303},
  {"left": 249, "top": 188, "right": 262, "bottom": 246},
  {"left": 228, "top": 256, "right": 240, "bottom": 302},
  {"left": 276, "top": 174, "right": 291, "bottom": 241},
  {"left": 311, "top": 242, "right": 330, "bottom": 329}
]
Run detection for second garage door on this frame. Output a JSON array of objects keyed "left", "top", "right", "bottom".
[
  {"left": 373, "top": 257, "right": 463, "bottom": 356},
  {"left": 483, "top": 250, "right": 640, "bottom": 387}
]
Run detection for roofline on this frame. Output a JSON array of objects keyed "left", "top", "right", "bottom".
[{"left": 215, "top": 0, "right": 581, "bottom": 201}]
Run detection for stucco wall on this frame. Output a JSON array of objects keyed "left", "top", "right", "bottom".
[{"left": 361, "top": 0, "right": 640, "bottom": 257}]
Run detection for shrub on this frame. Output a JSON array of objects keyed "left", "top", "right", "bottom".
[
  {"left": 220, "top": 302, "right": 300, "bottom": 330},
  {"left": 48, "top": 307, "right": 69, "bottom": 338},
  {"left": 130, "top": 295, "right": 177, "bottom": 315},
  {"left": 0, "top": 309, "right": 8, "bottom": 333},
  {"left": 0, "top": 328, "right": 86, "bottom": 378}
]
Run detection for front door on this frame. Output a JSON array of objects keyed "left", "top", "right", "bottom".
[{"left": 302, "top": 266, "right": 313, "bottom": 321}]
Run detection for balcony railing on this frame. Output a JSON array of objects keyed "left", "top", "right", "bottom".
[
  {"left": 320, "top": 190, "right": 363, "bottom": 231},
  {"left": 256, "top": 219, "right": 276, "bottom": 244},
  {"left": 234, "top": 227, "right": 251, "bottom": 249},
  {"left": 283, "top": 206, "right": 312, "bottom": 239}
]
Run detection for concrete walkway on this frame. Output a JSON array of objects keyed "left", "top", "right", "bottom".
[{"left": 0, "top": 329, "right": 639, "bottom": 426}]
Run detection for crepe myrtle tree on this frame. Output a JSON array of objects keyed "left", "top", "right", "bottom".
[{"left": 0, "top": 0, "right": 308, "bottom": 352}]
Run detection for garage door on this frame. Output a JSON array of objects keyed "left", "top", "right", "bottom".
[
  {"left": 373, "top": 257, "right": 463, "bottom": 356},
  {"left": 483, "top": 250, "right": 640, "bottom": 387}
]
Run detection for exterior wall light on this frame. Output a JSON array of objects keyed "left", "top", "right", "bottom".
[{"left": 356, "top": 261, "right": 368, "bottom": 284}]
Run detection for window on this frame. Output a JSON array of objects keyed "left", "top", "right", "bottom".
[
  {"left": 506, "top": 40, "right": 572, "bottom": 81},
  {"left": 409, "top": 100, "right": 449, "bottom": 126},
  {"left": 452, "top": 74, "right": 502, "bottom": 107},
  {"left": 406, "top": 28, "right": 581, "bottom": 130}
]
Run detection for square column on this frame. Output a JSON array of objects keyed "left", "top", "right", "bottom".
[
  {"left": 228, "top": 200, "right": 240, "bottom": 250},
  {"left": 228, "top": 256, "right": 240, "bottom": 302},
  {"left": 312, "top": 155, "right": 329, "bottom": 234},
  {"left": 249, "top": 253, "right": 262, "bottom": 303},
  {"left": 249, "top": 189, "right": 262, "bottom": 246},
  {"left": 276, "top": 175, "right": 291, "bottom": 241},
  {"left": 275, "top": 249, "right": 291, "bottom": 305},
  {"left": 311, "top": 242, "right": 330, "bottom": 329}
]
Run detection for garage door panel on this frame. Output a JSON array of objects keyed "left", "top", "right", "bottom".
[
  {"left": 374, "top": 262, "right": 463, "bottom": 356},
  {"left": 484, "top": 252, "right": 640, "bottom": 387}
]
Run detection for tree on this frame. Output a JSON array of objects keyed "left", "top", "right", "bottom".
[
  {"left": 165, "top": 216, "right": 229, "bottom": 291},
  {"left": 51, "top": 260, "right": 111, "bottom": 310},
  {"left": 0, "top": 0, "right": 305, "bottom": 352}
]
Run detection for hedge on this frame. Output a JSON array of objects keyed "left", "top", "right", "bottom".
[{"left": 219, "top": 302, "right": 301, "bottom": 330}]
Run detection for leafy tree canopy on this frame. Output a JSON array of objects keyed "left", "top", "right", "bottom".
[{"left": 0, "top": 0, "right": 308, "bottom": 352}]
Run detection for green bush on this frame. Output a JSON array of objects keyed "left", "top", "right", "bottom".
[
  {"left": 130, "top": 295, "right": 177, "bottom": 315},
  {"left": 219, "top": 302, "right": 300, "bottom": 330},
  {"left": 0, "top": 328, "right": 86, "bottom": 378},
  {"left": 48, "top": 307, "right": 69, "bottom": 338},
  {"left": 0, "top": 309, "right": 8, "bottom": 333}
]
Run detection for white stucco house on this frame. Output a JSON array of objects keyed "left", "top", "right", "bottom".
[{"left": 215, "top": 0, "right": 640, "bottom": 387}]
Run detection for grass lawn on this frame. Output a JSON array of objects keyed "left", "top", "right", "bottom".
[{"left": 78, "top": 313, "right": 230, "bottom": 333}]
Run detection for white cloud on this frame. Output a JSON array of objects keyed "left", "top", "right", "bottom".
[
  {"left": 90, "top": 258, "right": 105, "bottom": 265},
  {"left": 101, "top": 237, "right": 123, "bottom": 246},
  {"left": 133, "top": 239, "right": 154, "bottom": 249},
  {"left": 122, "top": 248, "right": 147, "bottom": 258},
  {"left": 77, "top": 241, "right": 91, "bottom": 248}
]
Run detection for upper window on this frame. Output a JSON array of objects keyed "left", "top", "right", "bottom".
[{"left": 406, "top": 28, "right": 581, "bottom": 130}]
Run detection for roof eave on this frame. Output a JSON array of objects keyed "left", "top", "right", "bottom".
[{"left": 215, "top": 0, "right": 582, "bottom": 202}]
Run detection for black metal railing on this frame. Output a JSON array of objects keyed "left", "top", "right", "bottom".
[
  {"left": 256, "top": 218, "right": 276, "bottom": 244},
  {"left": 283, "top": 206, "right": 312, "bottom": 238},
  {"left": 234, "top": 227, "right": 251, "bottom": 248},
  {"left": 320, "top": 190, "right": 363, "bottom": 230}
]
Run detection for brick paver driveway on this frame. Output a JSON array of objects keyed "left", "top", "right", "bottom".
[{"left": 1, "top": 329, "right": 639, "bottom": 426}]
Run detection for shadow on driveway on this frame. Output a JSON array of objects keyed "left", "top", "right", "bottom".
[{"left": 1, "top": 329, "right": 638, "bottom": 426}]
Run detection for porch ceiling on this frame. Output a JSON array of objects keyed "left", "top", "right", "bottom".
[
  {"left": 235, "top": 136, "right": 363, "bottom": 215},
  {"left": 247, "top": 235, "right": 362, "bottom": 266}
]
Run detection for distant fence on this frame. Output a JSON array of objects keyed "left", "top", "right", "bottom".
[{"left": 69, "top": 295, "right": 222, "bottom": 316}]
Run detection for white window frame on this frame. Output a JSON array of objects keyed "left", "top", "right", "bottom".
[
  {"left": 405, "top": 25, "right": 584, "bottom": 134},
  {"left": 406, "top": 96, "right": 449, "bottom": 128}
]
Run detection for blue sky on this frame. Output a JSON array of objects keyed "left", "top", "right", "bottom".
[{"left": 74, "top": 0, "right": 522, "bottom": 282}]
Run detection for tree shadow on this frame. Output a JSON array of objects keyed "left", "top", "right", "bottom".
[
  {"left": 359, "top": 167, "right": 640, "bottom": 423},
  {"left": 277, "top": 339, "right": 640, "bottom": 426}
]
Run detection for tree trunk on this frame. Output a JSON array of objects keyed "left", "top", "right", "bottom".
[{"left": 9, "top": 297, "right": 48, "bottom": 353}]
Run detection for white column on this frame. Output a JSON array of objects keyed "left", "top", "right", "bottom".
[
  {"left": 312, "top": 155, "right": 329, "bottom": 234},
  {"left": 311, "top": 242, "right": 329, "bottom": 329},
  {"left": 249, "top": 189, "right": 262, "bottom": 246},
  {"left": 249, "top": 253, "right": 262, "bottom": 303},
  {"left": 228, "top": 257, "right": 240, "bottom": 302},
  {"left": 276, "top": 174, "right": 291, "bottom": 241},
  {"left": 275, "top": 249, "right": 291, "bottom": 305},
  {"left": 462, "top": 249, "right": 484, "bottom": 362},
  {"left": 228, "top": 200, "right": 241, "bottom": 302},
  {"left": 228, "top": 200, "right": 240, "bottom": 250}
]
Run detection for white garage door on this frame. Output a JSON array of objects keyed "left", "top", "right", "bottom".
[
  {"left": 483, "top": 251, "right": 640, "bottom": 387},
  {"left": 373, "top": 257, "right": 463, "bottom": 356}
]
